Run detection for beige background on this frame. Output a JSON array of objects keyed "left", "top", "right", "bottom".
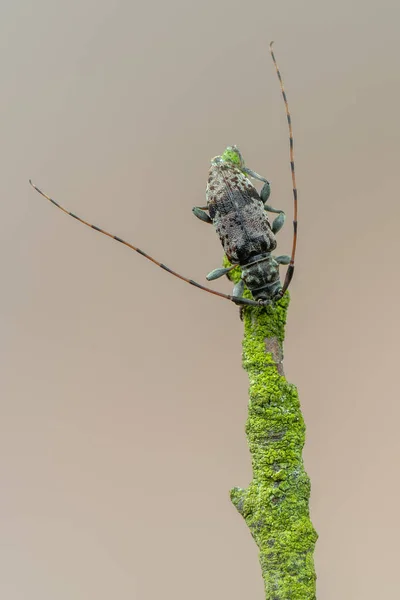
[{"left": 1, "top": 0, "right": 399, "bottom": 598}]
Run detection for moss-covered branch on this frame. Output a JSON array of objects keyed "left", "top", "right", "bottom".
[{"left": 227, "top": 265, "right": 318, "bottom": 599}]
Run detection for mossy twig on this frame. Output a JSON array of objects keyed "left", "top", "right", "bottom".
[{"left": 227, "top": 263, "right": 318, "bottom": 599}]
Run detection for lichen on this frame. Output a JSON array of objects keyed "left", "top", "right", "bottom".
[
  {"left": 221, "top": 146, "right": 242, "bottom": 167},
  {"left": 227, "top": 261, "right": 318, "bottom": 599}
]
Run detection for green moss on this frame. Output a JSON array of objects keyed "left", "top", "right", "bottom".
[
  {"left": 228, "top": 262, "right": 318, "bottom": 599},
  {"left": 221, "top": 146, "right": 243, "bottom": 167}
]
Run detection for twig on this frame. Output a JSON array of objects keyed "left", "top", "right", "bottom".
[{"left": 227, "top": 264, "right": 318, "bottom": 599}]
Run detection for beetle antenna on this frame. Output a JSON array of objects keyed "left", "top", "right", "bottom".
[
  {"left": 269, "top": 41, "right": 297, "bottom": 294},
  {"left": 29, "top": 180, "right": 263, "bottom": 307}
]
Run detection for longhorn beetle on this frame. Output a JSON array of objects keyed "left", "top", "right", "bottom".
[{"left": 29, "top": 42, "right": 298, "bottom": 309}]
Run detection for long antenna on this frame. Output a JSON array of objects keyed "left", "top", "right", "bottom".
[
  {"left": 28, "top": 180, "right": 263, "bottom": 307},
  {"left": 269, "top": 41, "right": 298, "bottom": 294}
]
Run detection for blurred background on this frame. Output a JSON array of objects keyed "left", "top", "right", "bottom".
[{"left": 1, "top": 0, "right": 399, "bottom": 598}]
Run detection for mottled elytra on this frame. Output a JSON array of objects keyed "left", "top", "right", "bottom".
[{"left": 29, "top": 42, "right": 298, "bottom": 309}]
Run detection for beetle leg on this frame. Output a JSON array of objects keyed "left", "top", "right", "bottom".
[
  {"left": 243, "top": 167, "right": 269, "bottom": 185},
  {"left": 264, "top": 204, "right": 286, "bottom": 234},
  {"left": 264, "top": 204, "right": 283, "bottom": 214},
  {"left": 275, "top": 255, "right": 291, "bottom": 265},
  {"left": 192, "top": 206, "right": 212, "bottom": 224},
  {"left": 232, "top": 278, "right": 245, "bottom": 299},
  {"left": 206, "top": 265, "right": 236, "bottom": 281},
  {"left": 260, "top": 181, "right": 271, "bottom": 203},
  {"left": 271, "top": 212, "right": 286, "bottom": 234}
]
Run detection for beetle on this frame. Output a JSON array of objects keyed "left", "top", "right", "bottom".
[
  {"left": 29, "top": 42, "right": 297, "bottom": 309},
  {"left": 192, "top": 143, "right": 291, "bottom": 304}
]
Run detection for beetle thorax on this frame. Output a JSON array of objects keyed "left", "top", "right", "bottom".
[{"left": 241, "top": 254, "right": 282, "bottom": 302}]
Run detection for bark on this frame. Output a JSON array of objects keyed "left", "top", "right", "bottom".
[{"left": 227, "top": 265, "right": 318, "bottom": 599}]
